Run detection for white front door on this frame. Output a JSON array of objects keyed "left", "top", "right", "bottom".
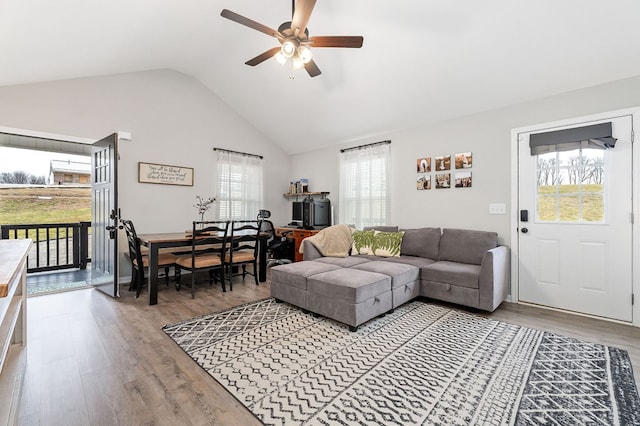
[{"left": 517, "top": 115, "right": 633, "bottom": 322}]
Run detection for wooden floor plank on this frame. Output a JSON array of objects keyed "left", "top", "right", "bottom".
[{"left": 17, "top": 275, "right": 640, "bottom": 425}]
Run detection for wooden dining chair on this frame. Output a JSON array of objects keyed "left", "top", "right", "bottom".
[
  {"left": 174, "top": 221, "right": 229, "bottom": 298},
  {"left": 223, "top": 220, "right": 260, "bottom": 291},
  {"left": 121, "top": 219, "right": 178, "bottom": 298}
]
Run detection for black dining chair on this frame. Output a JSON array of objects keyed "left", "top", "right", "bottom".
[
  {"left": 121, "top": 219, "right": 178, "bottom": 298},
  {"left": 223, "top": 220, "right": 260, "bottom": 291},
  {"left": 174, "top": 221, "right": 229, "bottom": 298}
]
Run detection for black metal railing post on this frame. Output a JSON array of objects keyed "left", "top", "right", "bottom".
[{"left": 79, "top": 221, "right": 91, "bottom": 269}]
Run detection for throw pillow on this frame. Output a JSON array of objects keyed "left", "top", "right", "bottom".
[
  {"left": 351, "top": 229, "right": 375, "bottom": 255},
  {"left": 372, "top": 231, "right": 404, "bottom": 257}
]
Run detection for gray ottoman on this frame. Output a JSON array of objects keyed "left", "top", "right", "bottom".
[
  {"left": 271, "top": 261, "right": 341, "bottom": 309},
  {"left": 352, "top": 260, "right": 420, "bottom": 309},
  {"left": 307, "top": 268, "right": 392, "bottom": 331}
]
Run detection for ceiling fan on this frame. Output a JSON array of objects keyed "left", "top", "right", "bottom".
[{"left": 220, "top": 0, "right": 363, "bottom": 77}]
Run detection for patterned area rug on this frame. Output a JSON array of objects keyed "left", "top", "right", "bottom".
[{"left": 163, "top": 299, "right": 640, "bottom": 425}]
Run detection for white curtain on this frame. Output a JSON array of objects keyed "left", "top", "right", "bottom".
[
  {"left": 339, "top": 143, "right": 390, "bottom": 229},
  {"left": 215, "top": 150, "right": 264, "bottom": 220}
]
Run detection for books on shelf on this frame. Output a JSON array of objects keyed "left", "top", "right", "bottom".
[{"left": 289, "top": 178, "right": 309, "bottom": 194}]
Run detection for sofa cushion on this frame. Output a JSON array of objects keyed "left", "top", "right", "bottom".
[
  {"left": 314, "top": 256, "right": 371, "bottom": 268},
  {"left": 270, "top": 261, "right": 342, "bottom": 290},
  {"left": 307, "top": 269, "right": 391, "bottom": 304},
  {"left": 352, "top": 229, "right": 376, "bottom": 255},
  {"left": 352, "top": 254, "right": 386, "bottom": 261},
  {"left": 421, "top": 261, "right": 482, "bottom": 289},
  {"left": 352, "top": 260, "right": 419, "bottom": 290},
  {"left": 363, "top": 226, "right": 399, "bottom": 232},
  {"left": 400, "top": 227, "right": 441, "bottom": 260},
  {"left": 372, "top": 231, "right": 404, "bottom": 257},
  {"left": 381, "top": 255, "right": 436, "bottom": 268},
  {"left": 438, "top": 228, "right": 497, "bottom": 265}
]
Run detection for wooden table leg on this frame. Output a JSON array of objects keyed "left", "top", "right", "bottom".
[
  {"left": 258, "top": 235, "right": 267, "bottom": 282},
  {"left": 147, "top": 244, "right": 159, "bottom": 305}
]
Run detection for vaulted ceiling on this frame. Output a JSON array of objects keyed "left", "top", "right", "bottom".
[{"left": 1, "top": 0, "right": 639, "bottom": 154}]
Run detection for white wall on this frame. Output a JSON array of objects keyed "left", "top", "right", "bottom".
[
  {"left": 291, "top": 74, "right": 640, "bottom": 246},
  {"left": 0, "top": 69, "right": 292, "bottom": 224},
  {"left": 0, "top": 69, "right": 292, "bottom": 280},
  {"left": 2, "top": 69, "right": 640, "bottom": 284}
]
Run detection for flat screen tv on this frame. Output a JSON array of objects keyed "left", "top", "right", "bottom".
[{"left": 292, "top": 201, "right": 304, "bottom": 222}]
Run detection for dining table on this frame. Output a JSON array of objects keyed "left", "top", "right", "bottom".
[{"left": 137, "top": 231, "right": 268, "bottom": 305}]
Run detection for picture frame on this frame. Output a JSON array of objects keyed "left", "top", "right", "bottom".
[
  {"left": 417, "top": 175, "right": 431, "bottom": 190},
  {"left": 435, "top": 173, "right": 451, "bottom": 189},
  {"left": 455, "top": 152, "right": 473, "bottom": 169},
  {"left": 434, "top": 155, "right": 451, "bottom": 171},
  {"left": 455, "top": 171, "right": 472, "bottom": 188},
  {"left": 416, "top": 157, "right": 431, "bottom": 173},
  {"left": 138, "top": 162, "right": 194, "bottom": 186}
]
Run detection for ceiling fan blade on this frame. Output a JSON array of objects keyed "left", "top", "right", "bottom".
[
  {"left": 291, "top": 0, "right": 316, "bottom": 37},
  {"left": 308, "top": 36, "right": 364, "bottom": 48},
  {"left": 304, "top": 59, "right": 321, "bottom": 77},
  {"left": 245, "top": 47, "right": 282, "bottom": 66},
  {"left": 220, "top": 9, "right": 281, "bottom": 39}
]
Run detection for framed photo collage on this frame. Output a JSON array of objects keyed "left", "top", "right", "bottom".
[{"left": 416, "top": 152, "right": 472, "bottom": 190}]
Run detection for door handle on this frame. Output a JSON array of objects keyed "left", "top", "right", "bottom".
[
  {"left": 521, "top": 227, "right": 528, "bottom": 234},
  {"left": 105, "top": 224, "right": 122, "bottom": 239}
]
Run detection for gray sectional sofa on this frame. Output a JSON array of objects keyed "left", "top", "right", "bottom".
[{"left": 270, "top": 227, "right": 510, "bottom": 331}]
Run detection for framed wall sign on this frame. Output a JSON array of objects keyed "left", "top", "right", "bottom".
[{"left": 138, "top": 162, "right": 194, "bottom": 186}]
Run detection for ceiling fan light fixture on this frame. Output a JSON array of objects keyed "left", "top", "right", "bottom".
[
  {"left": 292, "top": 55, "right": 304, "bottom": 70},
  {"left": 274, "top": 51, "right": 287, "bottom": 65},
  {"left": 298, "top": 45, "right": 312, "bottom": 64},
  {"left": 281, "top": 39, "right": 297, "bottom": 58}
]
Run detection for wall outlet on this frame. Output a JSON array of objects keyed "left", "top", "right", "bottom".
[{"left": 489, "top": 203, "right": 506, "bottom": 215}]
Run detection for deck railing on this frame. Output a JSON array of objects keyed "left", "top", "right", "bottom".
[{"left": 1, "top": 221, "right": 91, "bottom": 272}]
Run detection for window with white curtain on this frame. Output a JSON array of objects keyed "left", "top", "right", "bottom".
[
  {"left": 215, "top": 150, "right": 264, "bottom": 220},
  {"left": 339, "top": 142, "right": 390, "bottom": 229}
]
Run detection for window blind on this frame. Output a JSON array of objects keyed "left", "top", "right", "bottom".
[{"left": 529, "top": 122, "right": 616, "bottom": 155}]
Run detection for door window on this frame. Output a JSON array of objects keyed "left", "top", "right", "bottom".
[{"left": 536, "top": 148, "right": 605, "bottom": 223}]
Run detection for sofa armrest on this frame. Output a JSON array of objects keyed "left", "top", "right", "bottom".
[
  {"left": 478, "top": 245, "right": 510, "bottom": 312},
  {"left": 302, "top": 239, "right": 324, "bottom": 261}
]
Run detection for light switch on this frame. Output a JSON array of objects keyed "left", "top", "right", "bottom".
[{"left": 489, "top": 203, "right": 506, "bottom": 215}]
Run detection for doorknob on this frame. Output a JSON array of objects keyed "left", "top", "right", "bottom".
[
  {"left": 105, "top": 224, "right": 122, "bottom": 239},
  {"left": 521, "top": 227, "right": 528, "bottom": 234}
]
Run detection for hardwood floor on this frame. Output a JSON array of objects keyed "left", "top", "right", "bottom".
[{"left": 17, "top": 275, "right": 640, "bottom": 425}]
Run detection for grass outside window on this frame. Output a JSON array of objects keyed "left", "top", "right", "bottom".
[{"left": 536, "top": 184, "right": 604, "bottom": 223}]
